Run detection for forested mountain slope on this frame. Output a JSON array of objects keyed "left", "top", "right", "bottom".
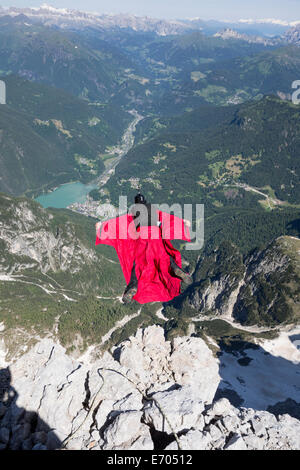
[{"left": 0, "top": 75, "right": 131, "bottom": 196}]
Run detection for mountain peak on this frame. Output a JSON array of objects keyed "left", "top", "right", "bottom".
[
  {"left": 214, "top": 28, "right": 284, "bottom": 45},
  {"left": 0, "top": 5, "right": 193, "bottom": 35},
  {"left": 285, "top": 23, "right": 300, "bottom": 45},
  {"left": 238, "top": 18, "right": 300, "bottom": 27}
]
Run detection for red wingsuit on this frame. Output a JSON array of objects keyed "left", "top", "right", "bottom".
[{"left": 95, "top": 210, "right": 191, "bottom": 304}]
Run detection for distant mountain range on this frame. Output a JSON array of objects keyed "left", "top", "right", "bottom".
[
  {"left": 0, "top": 5, "right": 194, "bottom": 36},
  {"left": 0, "top": 4, "right": 299, "bottom": 38}
]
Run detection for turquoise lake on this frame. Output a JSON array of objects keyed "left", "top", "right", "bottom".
[{"left": 35, "top": 181, "right": 97, "bottom": 208}]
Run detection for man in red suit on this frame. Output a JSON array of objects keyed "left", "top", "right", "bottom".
[{"left": 95, "top": 194, "right": 192, "bottom": 304}]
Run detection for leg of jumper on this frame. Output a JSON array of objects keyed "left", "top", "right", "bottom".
[
  {"left": 169, "top": 256, "right": 193, "bottom": 285},
  {"left": 122, "top": 261, "right": 138, "bottom": 303},
  {"left": 127, "top": 261, "right": 138, "bottom": 289},
  {"left": 169, "top": 256, "right": 180, "bottom": 272}
]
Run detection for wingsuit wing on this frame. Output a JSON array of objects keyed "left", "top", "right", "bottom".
[
  {"left": 158, "top": 211, "right": 191, "bottom": 241},
  {"left": 95, "top": 214, "right": 136, "bottom": 284}
]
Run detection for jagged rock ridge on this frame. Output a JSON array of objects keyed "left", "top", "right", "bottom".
[
  {"left": 0, "top": 5, "right": 193, "bottom": 36},
  {"left": 0, "top": 325, "right": 299, "bottom": 450},
  {"left": 285, "top": 24, "right": 300, "bottom": 45},
  {"left": 187, "top": 236, "right": 300, "bottom": 327},
  {"left": 214, "top": 28, "right": 284, "bottom": 46}
]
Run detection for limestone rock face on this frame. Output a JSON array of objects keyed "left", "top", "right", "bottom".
[
  {"left": 187, "top": 236, "right": 300, "bottom": 327},
  {"left": 143, "top": 385, "right": 206, "bottom": 434},
  {"left": 169, "top": 335, "right": 219, "bottom": 403},
  {"left": 115, "top": 325, "right": 172, "bottom": 389},
  {"left": 1, "top": 326, "right": 300, "bottom": 450},
  {"left": 102, "top": 411, "right": 153, "bottom": 450},
  {"left": 0, "top": 197, "right": 97, "bottom": 275}
]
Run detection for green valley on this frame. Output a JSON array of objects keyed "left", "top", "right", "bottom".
[{"left": 0, "top": 75, "right": 131, "bottom": 197}]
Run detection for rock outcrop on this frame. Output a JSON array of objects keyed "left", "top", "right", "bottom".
[
  {"left": 285, "top": 25, "right": 300, "bottom": 45},
  {"left": 0, "top": 194, "right": 98, "bottom": 275},
  {"left": 0, "top": 325, "right": 299, "bottom": 450},
  {"left": 186, "top": 237, "right": 300, "bottom": 327},
  {"left": 214, "top": 28, "right": 284, "bottom": 46}
]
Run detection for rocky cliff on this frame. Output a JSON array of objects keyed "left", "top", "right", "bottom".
[
  {"left": 0, "top": 193, "right": 95, "bottom": 276},
  {"left": 184, "top": 236, "right": 300, "bottom": 327},
  {"left": 0, "top": 325, "right": 299, "bottom": 451}
]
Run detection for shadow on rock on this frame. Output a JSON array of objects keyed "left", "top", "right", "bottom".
[{"left": 0, "top": 367, "right": 61, "bottom": 450}]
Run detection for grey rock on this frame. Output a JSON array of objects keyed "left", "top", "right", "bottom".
[
  {"left": 165, "top": 430, "right": 212, "bottom": 451},
  {"left": 90, "top": 429, "right": 101, "bottom": 441},
  {"left": 32, "top": 431, "right": 47, "bottom": 445},
  {"left": 204, "top": 414, "right": 212, "bottom": 425},
  {"left": 46, "top": 431, "right": 62, "bottom": 450},
  {"left": 238, "top": 407, "right": 256, "bottom": 422},
  {"left": 143, "top": 385, "right": 205, "bottom": 434},
  {"left": 239, "top": 422, "right": 252, "bottom": 435},
  {"left": 254, "top": 410, "right": 278, "bottom": 428},
  {"left": 274, "top": 414, "right": 300, "bottom": 449},
  {"left": 250, "top": 418, "right": 267, "bottom": 437},
  {"left": 0, "top": 325, "right": 220, "bottom": 450},
  {"left": 113, "top": 390, "right": 142, "bottom": 412},
  {"left": 0, "top": 427, "right": 9, "bottom": 444},
  {"left": 32, "top": 443, "right": 47, "bottom": 450},
  {"left": 210, "top": 398, "right": 236, "bottom": 417},
  {"left": 212, "top": 436, "right": 227, "bottom": 449},
  {"left": 22, "top": 437, "right": 33, "bottom": 451},
  {"left": 195, "top": 414, "right": 205, "bottom": 432},
  {"left": 102, "top": 410, "right": 153, "bottom": 450},
  {"left": 66, "top": 436, "right": 88, "bottom": 451},
  {"left": 129, "top": 434, "right": 154, "bottom": 451},
  {"left": 169, "top": 336, "right": 220, "bottom": 403},
  {"left": 0, "top": 404, "right": 7, "bottom": 418},
  {"left": 89, "top": 442, "right": 102, "bottom": 450},
  {"left": 208, "top": 424, "right": 223, "bottom": 442},
  {"left": 243, "top": 434, "right": 265, "bottom": 450},
  {"left": 20, "top": 422, "right": 31, "bottom": 441},
  {"left": 215, "top": 419, "right": 227, "bottom": 434},
  {"left": 225, "top": 433, "right": 247, "bottom": 450},
  {"left": 222, "top": 414, "right": 240, "bottom": 433},
  {"left": 94, "top": 399, "right": 115, "bottom": 430}
]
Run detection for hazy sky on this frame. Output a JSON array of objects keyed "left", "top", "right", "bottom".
[{"left": 1, "top": 0, "right": 300, "bottom": 21}]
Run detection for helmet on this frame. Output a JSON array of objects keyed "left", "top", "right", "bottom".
[{"left": 134, "top": 193, "right": 146, "bottom": 204}]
